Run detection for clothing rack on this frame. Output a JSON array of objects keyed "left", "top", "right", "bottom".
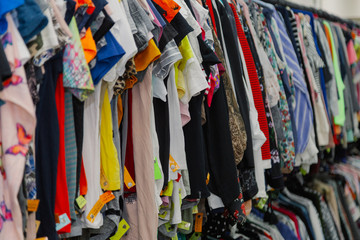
[{"left": 259, "top": 0, "right": 360, "bottom": 29}]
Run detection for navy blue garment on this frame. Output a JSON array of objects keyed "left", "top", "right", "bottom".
[
  {"left": 72, "top": 96, "right": 84, "bottom": 200},
  {"left": 84, "top": 0, "right": 108, "bottom": 30},
  {"left": 153, "top": 77, "right": 171, "bottom": 189},
  {"left": 276, "top": 221, "right": 298, "bottom": 240},
  {"left": 203, "top": 77, "right": 242, "bottom": 207},
  {"left": 183, "top": 91, "right": 210, "bottom": 199},
  {"left": 16, "top": 0, "right": 48, "bottom": 43},
  {"left": 35, "top": 53, "right": 62, "bottom": 240}
]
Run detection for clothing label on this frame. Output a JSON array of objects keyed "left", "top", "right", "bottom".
[
  {"left": 27, "top": 199, "right": 40, "bottom": 212},
  {"left": 100, "top": 191, "right": 115, "bottom": 204},
  {"left": 192, "top": 205, "right": 198, "bottom": 214},
  {"left": 189, "top": 232, "right": 201, "bottom": 240},
  {"left": 75, "top": 195, "right": 87, "bottom": 209},
  {"left": 255, "top": 196, "right": 268, "bottom": 210},
  {"left": 178, "top": 221, "right": 191, "bottom": 230},
  {"left": 159, "top": 211, "right": 168, "bottom": 219},
  {"left": 300, "top": 167, "right": 307, "bottom": 176},
  {"left": 87, "top": 199, "right": 105, "bottom": 223},
  {"left": 124, "top": 166, "right": 135, "bottom": 189},
  {"left": 165, "top": 222, "right": 173, "bottom": 232},
  {"left": 194, "top": 213, "right": 203, "bottom": 233},
  {"left": 163, "top": 180, "right": 173, "bottom": 196},
  {"left": 35, "top": 220, "right": 40, "bottom": 233},
  {"left": 55, "top": 213, "right": 71, "bottom": 231},
  {"left": 169, "top": 154, "right": 180, "bottom": 172},
  {"left": 54, "top": 213, "right": 60, "bottom": 224},
  {"left": 86, "top": 191, "right": 115, "bottom": 223},
  {"left": 154, "top": 157, "right": 162, "bottom": 180},
  {"left": 110, "top": 219, "right": 130, "bottom": 240}
]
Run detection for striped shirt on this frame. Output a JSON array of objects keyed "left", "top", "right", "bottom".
[{"left": 271, "top": 9, "right": 314, "bottom": 154}]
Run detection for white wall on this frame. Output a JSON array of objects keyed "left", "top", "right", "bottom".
[
  {"left": 287, "top": 0, "right": 360, "bottom": 19},
  {"left": 321, "top": 0, "right": 360, "bottom": 19}
]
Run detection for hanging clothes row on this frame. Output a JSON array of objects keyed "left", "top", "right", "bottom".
[{"left": 0, "top": 0, "right": 360, "bottom": 239}]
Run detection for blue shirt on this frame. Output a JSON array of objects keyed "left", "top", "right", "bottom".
[
  {"left": 90, "top": 32, "right": 126, "bottom": 85},
  {"left": 260, "top": 2, "right": 313, "bottom": 154}
]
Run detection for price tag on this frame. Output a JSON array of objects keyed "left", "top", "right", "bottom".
[
  {"left": 124, "top": 166, "right": 135, "bottom": 189},
  {"left": 76, "top": 195, "right": 87, "bottom": 209},
  {"left": 163, "top": 180, "right": 173, "bottom": 196},
  {"left": 206, "top": 173, "right": 210, "bottom": 185},
  {"left": 86, "top": 200, "right": 105, "bottom": 223},
  {"left": 300, "top": 167, "right": 307, "bottom": 176},
  {"left": 100, "top": 167, "right": 109, "bottom": 190},
  {"left": 192, "top": 205, "right": 198, "bottom": 214},
  {"left": 35, "top": 238, "right": 48, "bottom": 240},
  {"left": 154, "top": 157, "right": 162, "bottom": 180},
  {"left": 55, "top": 213, "right": 71, "bottom": 231},
  {"left": 255, "top": 196, "right": 268, "bottom": 210},
  {"left": 35, "top": 220, "right": 40, "bottom": 233},
  {"left": 165, "top": 222, "right": 173, "bottom": 232},
  {"left": 189, "top": 232, "right": 201, "bottom": 240},
  {"left": 86, "top": 192, "right": 115, "bottom": 223},
  {"left": 159, "top": 211, "right": 168, "bottom": 219},
  {"left": 110, "top": 219, "right": 130, "bottom": 240},
  {"left": 54, "top": 213, "right": 60, "bottom": 224},
  {"left": 194, "top": 213, "right": 203, "bottom": 233},
  {"left": 169, "top": 155, "right": 180, "bottom": 172},
  {"left": 100, "top": 191, "right": 115, "bottom": 204},
  {"left": 178, "top": 221, "right": 190, "bottom": 230},
  {"left": 27, "top": 199, "right": 39, "bottom": 212}
]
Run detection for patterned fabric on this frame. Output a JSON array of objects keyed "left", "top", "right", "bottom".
[
  {"left": 212, "top": 27, "right": 246, "bottom": 165},
  {"left": 24, "top": 62, "right": 40, "bottom": 105},
  {"left": 254, "top": 6, "right": 295, "bottom": 169},
  {"left": 271, "top": 9, "right": 313, "bottom": 155},
  {"left": 25, "top": 147, "right": 36, "bottom": 200},
  {"left": 0, "top": 14, "right": 36, "bottom": 239},
  {"left": 226, "top": 191, "right": 247, "bottom": 226},
  {"left": 63, "top": 17, "right": 94, "bottom": 101},
  {"left": 301, "top": 15, "right": 325, "bottom": 93},
  {"left": 204, "top": 210, "right": 228, "bottom": 238},
  {"left": 229, "top": 3, "right": 271, "bottom": 161},
  {"left": 114, "top": 58, "right": 138, "bottom": 96},
  {"left": 243, "top": 18, "right": 283, "bottom": 187}
]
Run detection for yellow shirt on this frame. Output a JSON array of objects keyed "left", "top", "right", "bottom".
[{"left": 100, "top": 89, "right": 121, "bottom": 190}]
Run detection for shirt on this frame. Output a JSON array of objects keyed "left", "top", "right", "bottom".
[
  {"left": 300, "top": 15, "right": 330, "bottom": 147},
  {"left": 323, "top": 21, "right": 346, "bottom": 127},
  {"left": 270, "top": 8, "right": 313, "bottom": 154}
]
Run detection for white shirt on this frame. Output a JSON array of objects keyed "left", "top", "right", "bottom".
[{"left": 81, "top": 81, "right": 106, "bottom": 228}]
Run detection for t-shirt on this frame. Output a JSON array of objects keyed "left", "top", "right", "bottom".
[
  {"left": 107, "top": 0, "right": 138, "bottom": 77},
  {"left": 16, "top": 0, "right": 49, "bottom": 43},
  {"left": 90, "top": 31, "right": 125, "bottom": 85},
  {"left": 100, "top": 89, "right": 121, "bottom": 190},
  {"left": 0, "top": 0, "right": 24, "bottom": 34},
  {"left": 177, "top": 36, "right": 208, "bottom": 104}
]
